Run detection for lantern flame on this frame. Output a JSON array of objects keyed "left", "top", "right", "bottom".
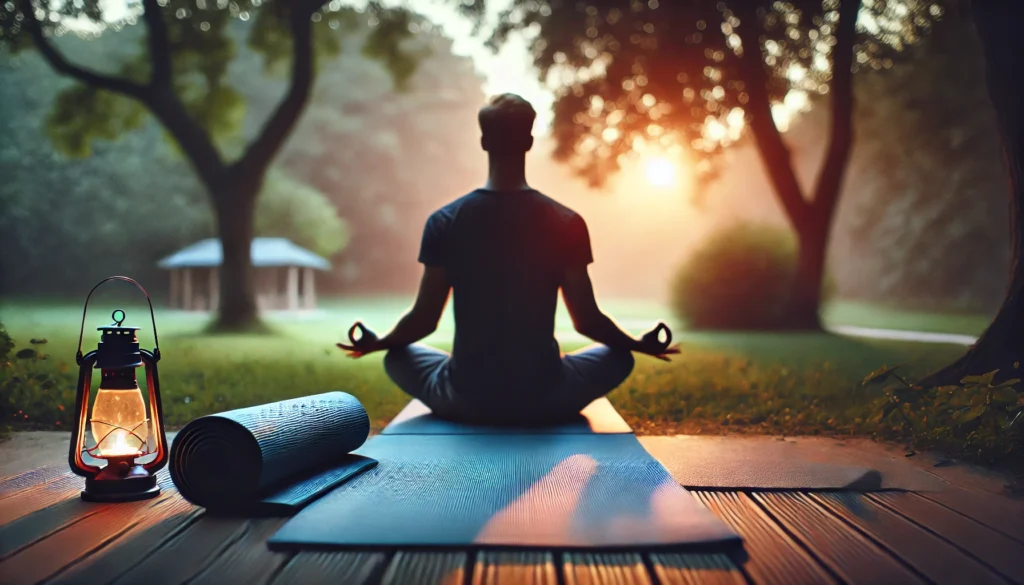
[{"left": 90, "top": 388, "right": 149, "bottom": 458}]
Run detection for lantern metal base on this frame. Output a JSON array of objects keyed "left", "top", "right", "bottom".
[{"left": 82, "top": 474, "right": 160, "bottom": 503}]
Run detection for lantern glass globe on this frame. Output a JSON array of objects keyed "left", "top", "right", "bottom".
[{"left": 90, "top": 386, "right": 149, "bottom": 458}]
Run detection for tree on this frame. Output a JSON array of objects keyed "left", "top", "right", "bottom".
[
  {"left": 920, "top": 0, "right": 1024, "bottom": 386},
  {"left": 1, "top": 0, "right": 420, "bottom": 330},
  {"left": 0, "top": 40, "right": 210, "bottom": 295},
  {"left": 463, "top": 0, "right": 943, "bottom": 328}
]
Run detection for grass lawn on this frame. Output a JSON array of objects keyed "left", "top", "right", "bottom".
[{"left": 0, "top": 296, "right": 973, "bottom": 439}]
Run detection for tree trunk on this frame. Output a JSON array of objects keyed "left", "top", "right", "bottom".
[
  {"left": 212, "top": 186, "right": 260, "bottom": 331},
  {"left": 788, "top": 222, "right": 828, "bottom": 329},
  {"left": 919, "top": 0, "right": 1024, "bottom": 386},
  {"left": 735, "top": 0, "right": 858, "bottom": 331}
]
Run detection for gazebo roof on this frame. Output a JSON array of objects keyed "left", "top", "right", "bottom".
[{"left": 157, "top": 238, "right": 331, "bottom": 271}]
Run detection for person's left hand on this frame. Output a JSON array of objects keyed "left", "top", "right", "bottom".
[
  {"left": 336, "top": 322, "right": 383, "bottom": 358},
  {"left": 637, "top": 322, "right": 681, "bottom": 362}
]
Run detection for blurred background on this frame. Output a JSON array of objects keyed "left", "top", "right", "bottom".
[{"left": 0, "top": 0, "right": 1006, "bottom": 317}]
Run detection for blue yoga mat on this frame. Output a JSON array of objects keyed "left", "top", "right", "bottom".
[
  {"left": 268, "top": 402, "right": 740, "bottom": 549},
  {"left": 169, "top": 392, "right": 376, "bottom": 515}
]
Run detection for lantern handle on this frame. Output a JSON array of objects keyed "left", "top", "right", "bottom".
[{"left": 77, "top": 276, "right": 160, "bottom": 365}]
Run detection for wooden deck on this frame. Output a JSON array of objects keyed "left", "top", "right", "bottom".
[{"left": 2, "top": 465, "right": 1023, "bottom": 585}]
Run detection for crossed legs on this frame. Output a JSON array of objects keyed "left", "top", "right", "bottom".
[{"left": 383, "top": 343, "right": 635, "bottom": 424}]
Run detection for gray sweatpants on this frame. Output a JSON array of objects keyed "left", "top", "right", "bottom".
[{"left": 383, "top": 343, "right": 635, "bottom": 425}]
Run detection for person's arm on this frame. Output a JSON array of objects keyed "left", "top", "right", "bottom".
[
  {"left": 378, "top": 266, "right": 451, "bottom": 349},
  {"left": 561, "top": 265, "right": 641, "bottom": 352}
]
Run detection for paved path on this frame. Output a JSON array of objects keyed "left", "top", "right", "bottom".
[
  {"left": 614, "top": 319, "right": 980, "bottom": 346},
  {"left": 828, "top": 324, "right": 978, "bottom": 345}
]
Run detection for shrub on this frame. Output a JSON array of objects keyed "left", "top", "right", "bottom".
[
  {"left": 0, "top": 324, "right": 74, "bottom": 439},
  {"left": 669, "top": 223, "right": 835, "bottom": 330},
  {"left": 862, "top": 364, "right": 1024, "bottom": 466}
]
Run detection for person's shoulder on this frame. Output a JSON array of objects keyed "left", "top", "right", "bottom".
[
  {"left": 530, "top": 190, "right": 585, "bottom": 224},
  {"left": 430, "top": 190, "right": 483, "bottom": 222}
]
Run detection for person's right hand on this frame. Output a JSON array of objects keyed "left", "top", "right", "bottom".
[
  {"left": 635, "top": 322, "right": 680, "bottom": 361},
  {"left": 336, "top": 322, "right": 383, "bottom": 358}
]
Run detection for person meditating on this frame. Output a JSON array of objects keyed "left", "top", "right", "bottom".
[{"left": 337, "top": 93, "right": 679, "bottom": 425}]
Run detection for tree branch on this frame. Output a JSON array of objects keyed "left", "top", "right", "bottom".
[
  {"left": 734, "top": 2, "right": 812, "bottom": 229},
  {"left": 141, "top": 0, "right": 173, "bottom": 88},
  {"left": 19, "top": 0, "right": 147, "bottom": 99},
  {"left": 810, "top": 0, "right": 861, "bottom": 222},
  {"left": 234, "top": 2, "right": 320, "bottom": 180},
  {"left": 145, "top": 91, "right": 228, "bottom": 190}
]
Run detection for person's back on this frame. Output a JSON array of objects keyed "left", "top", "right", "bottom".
[
  {"left": 336, "top": 93, "right": 678, "bottom": 425},
  {"left": 423, "top": 188, "right": 591, "bottom": 402}
]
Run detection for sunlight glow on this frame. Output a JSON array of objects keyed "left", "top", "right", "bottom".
[{"left": 645, "top": 157, "right": 678, "bottom": 187}]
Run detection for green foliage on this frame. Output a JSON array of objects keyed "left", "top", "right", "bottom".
[
  {"left": 46, "top": 86, "right": 148, "bottom": 158},
  {"left": 2, "top": 0, "right": 424, "bottom": 163},
  {"left": 359, "top": 8, "right": 425, "bottom": 92},
  {"left": 862, "top": 364, "right": 1024, "bottom": 464},
  {"left": 0, "top": 324, "right": 14, "bottom": 362},
  {"left": 1, "top": 7, "right": 483, "bottom": 297},
  {"left": 669, "top": 223, "right": 835, "bottom": 330},
  {"left": 0, "top": 330, "right": 72, "bottom": 440},
  {"left": 460, "top": 0, "right": 947, "bottom": 186},
  {"left": 255, "top": 169, "right": 349, "bottom": 258}
]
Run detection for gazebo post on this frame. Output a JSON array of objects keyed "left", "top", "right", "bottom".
[
  {"left": 209, "top": 267, "right": 219, "bottom": 312},
  {"left": 255, "top": 268, "right": 266, "bottom": 312},
  {"left": 182, "top": 268, "right": 193, "bottom": 311},
  {"left": 169, "top": 269, "right": 180, "bottom": 309},
  {"left": 286, "top": 266, "right": 299, "bottom": 311},
  {"left": 302, "top": 267, "right": 316, "bottom": 310}
]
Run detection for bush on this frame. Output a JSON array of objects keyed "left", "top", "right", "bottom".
[
  {"left": 0, "top": 324, "right": 74, "bottom": 439},
  {"left": 670, "top": 223, "right": 835, "bottom": 330},
  {"left": 862, "top": 364, "right": 1024, "bottom": 466}
]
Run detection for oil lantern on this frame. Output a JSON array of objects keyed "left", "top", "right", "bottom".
[{"left": 69, "top": 276, "right": 168, "bottom": 502}]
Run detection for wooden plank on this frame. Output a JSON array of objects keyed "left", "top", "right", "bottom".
[
  {"left": 270, "top": 552, "right": 387, "bottom": 585},
  {"left": 106, "top": 515, "right": 250, "bottom": 585},
  {"left": 0, "top": 474, "right": 81, "bottom": 525},
  {"left": 471, "top": 551, "right": 557, "bottom": 585},
  {"left": 813, "top": 492, "right": 1007, "bottom": 585},
  {"left": 381, "top": 551, "right": 467, "bottom": 585},
  {"left": 186, "top": 518, "right": 290, "bottom": 585},
  {"left": 0, "top": 497, "right": 105, "bottom": 560},
  {"left": 0, "top": 465, "right": 69, "bottom": 499},
  {"left": 0, "top": 487, "right": 184, "bottom": 585},
  {"left": 920, "top": 484, "right": 1024, "bottom": 544},
  {"left": 563, "top": 553, "right": 652, "bottom": 585},
  {"left": 0, "top": 468, "right": 170, "bottom": 526},
  {"left": 870, "top": 491, "right": 1024, "bottom": 583},
  {"left": 47, "top": 504, "right": 201, "bottom": 585},
  {"left": 649, "top": 553, "right": 745, "bottom": 585},
  {"left": 693, "top": 491, "right": 836, "bottom": 585},
  {"left": 753, "top": 492, "right": 925, "bottom": 584}
]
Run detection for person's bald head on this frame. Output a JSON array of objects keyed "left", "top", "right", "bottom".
[{"left": 478, "top": 93, "right": 536, "bottom": 155}]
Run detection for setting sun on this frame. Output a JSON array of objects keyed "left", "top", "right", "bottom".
[{"left": 645, "top": 157, "right": 678, "bottom": 187}]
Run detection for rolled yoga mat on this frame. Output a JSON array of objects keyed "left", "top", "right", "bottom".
[{"left": 169, "top": 392, "right": 377, "bottom": 515}]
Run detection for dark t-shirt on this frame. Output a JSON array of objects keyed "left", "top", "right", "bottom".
[{"left": 419, "top": 188, "right": 593, "bottom": 400}]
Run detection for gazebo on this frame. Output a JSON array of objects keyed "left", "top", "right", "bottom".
[{"left": 157, "top": 237, "right": 331, "bottom": 312}]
